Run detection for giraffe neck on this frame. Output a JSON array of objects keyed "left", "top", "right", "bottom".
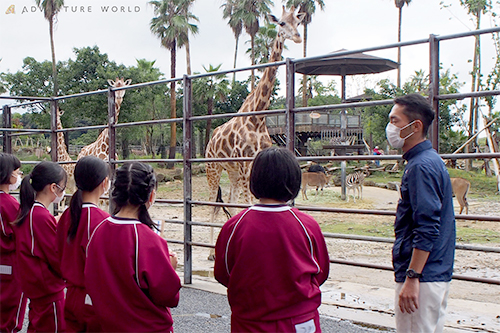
[
  {"left": 241, "top": 35, "right": 285, "bottom": 114},
  {"left": 115, "top": 100, "right": 122, "bottom": 123},
  {"left": 56, "top": 115, "right": 70, "bottom": 161}
]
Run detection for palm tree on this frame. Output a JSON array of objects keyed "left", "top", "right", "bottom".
[
  {"left": 177, "top": 0, "right": 199, "bottom": 75},
  {"left": 221, "top": 0, "right": 243, "bottom": 84},
  {"left": 234, "top": 0, "right": 273, "bottom": 90},
  {"left": 245, "top": 23, "right": 281, "bottom": 68},
  {"left": 149, "top": 0, "right": 197, "bottom": 167},
  {"left": 394, "top": 0, "right": 412, "bottom": 88},
  {"left": 285, "top": 0, "right": 325, "bottom": 107},
  {"left": 35, "top": 0, "right": 64, "bottom": 97}
]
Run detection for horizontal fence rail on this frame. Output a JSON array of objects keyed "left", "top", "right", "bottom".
[{"left": 2, "top": 27, "right": 500, "bottom": 287}]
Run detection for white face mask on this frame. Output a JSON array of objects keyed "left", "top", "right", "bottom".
[
  {"left": 53, "top": 190, "right": 66, "bottom": 204},
  {"left": 386, "top": 121, "right": 415, "bottom": 148},
  {"left": 8, "top": 174, "right": 22, "bottom": 192}
]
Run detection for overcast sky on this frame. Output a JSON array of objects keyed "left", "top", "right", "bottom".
[{"left": 1, "top": 0, "right": 499, "bottom": 101}]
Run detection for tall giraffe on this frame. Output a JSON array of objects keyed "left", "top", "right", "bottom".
[
  {"left": 77, "top": 78, "right": 131, "bottom": 160},
  {"left": 205, "top": 6, "right": 305, "bottom": 257},
  {"left": 56, "top": 108, "right": 76, "bottom": 205}
]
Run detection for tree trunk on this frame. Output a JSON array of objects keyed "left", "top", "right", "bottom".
[
  {"left": 122, "top": 137, "right": 129, "bottom": 160},
  {"left": 168, "top": 44, "right": 177, "bottom": 169},
  {"left": 467, "top": 10, "right": 481, "bottom": 171},
  {"left": 233, "top": 34, "right": 240, "bottom": 85},
  {"left": 185, "top": 39, "right": 192, "bottom": 75},
  {"left": 49, "top": 18, "right": 58, "bottom": 97},
  {"left": 302, "top": 24, "right": 308, "bottom": 107},
  {"left": 397, "top": 6, "right": 402, "bottom": 89},
  {"left": 204, "top": 97, "right": 214, "bottom": 149},
  {"left": 251, "top": 34, "right": 255, "bottom": 91}
]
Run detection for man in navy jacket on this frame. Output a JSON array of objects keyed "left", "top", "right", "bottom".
[{"left": 386, "top": 94, "right": 455, "bottom": 332}]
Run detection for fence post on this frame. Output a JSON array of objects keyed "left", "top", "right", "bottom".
[
  {"left": 182, "top": 74, "right": 193, "bottom": 285},
  {"left": 108, "top": 87, "right": 116, "bottom": 213},
  {"left": 2, "top": 105, "right": 12, "bottom": 154},
  {"left": 285, "top": 58, "right": 296, "bottom": 153},
  {"left": 429, "top": 34, "right": 440, "bottom": 152},
  {"left": 50, "top": 101, "right": 58, "bottom": 162}
]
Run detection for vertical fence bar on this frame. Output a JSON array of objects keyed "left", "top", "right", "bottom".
[
  {"left": 50, "top": 101, "right": 58, "bottom": 162},
  {"left": 285, "top": 58, "right": 296, "bottom": 152},
  {"left": 183, "top": 75, "right": 193, "bottom": 284},
  {"left": 429, "top": 34, "right": 440, "bottom": 151},
  {"left": 107, "top": 87, "right": 117, "bottom": 213},
  {"left": 2, "top": 105, "right": 12, "bottom": 154}
]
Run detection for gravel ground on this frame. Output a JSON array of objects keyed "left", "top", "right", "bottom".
[{"left": 172, "top": 287, "right": 392, "bottom": 333}]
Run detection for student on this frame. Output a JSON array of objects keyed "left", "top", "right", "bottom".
[
  {"left": 14, "top": 161, "right": 67, "bottom": 332},
  {"left": 56, "top": 156, "right": 110, "bottom": 332},
  {"left": 85, "top": 162, "right": 181, "bottom": 332},
  {"left": 214, "top": 147, "right": 330, "bottom": 332},
  {"left": 0, "top": 153, "right": 27, "bottom": 332}
]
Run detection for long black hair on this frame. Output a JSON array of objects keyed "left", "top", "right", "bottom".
[
  {"left": 68, "top": 156, "right": 109, "bottom": 240},
  {"left": 14, "top": 161, "right": 67, "bottom": 226},
  {"left": 112, "top": 162, "right": 157, "bottom": 228},
  {"left": 0, "top": 153, "right": 21, "bottom": 185}
]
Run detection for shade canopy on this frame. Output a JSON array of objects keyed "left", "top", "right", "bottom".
[{"left": 295, "top": 49, "right": 398, "bottom": 76}]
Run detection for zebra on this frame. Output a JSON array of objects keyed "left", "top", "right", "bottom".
[{"left": 346, "top": 171, "right": 367, "bottom": 202}]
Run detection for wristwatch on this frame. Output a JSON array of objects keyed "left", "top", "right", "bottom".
[{"left": 405, "top": 269, "right": 422, "bottom": 279}]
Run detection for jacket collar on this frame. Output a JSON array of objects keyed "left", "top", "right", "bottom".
[{"left": 403, "top": 140, "right": 433, "bottom": 161}]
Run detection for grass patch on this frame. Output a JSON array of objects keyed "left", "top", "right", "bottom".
[{"left": 321, "top": 221, "right": 394, "bottom": 238}]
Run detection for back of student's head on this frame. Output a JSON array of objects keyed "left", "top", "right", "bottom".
[
  {"left": 68, "top": 156, "right": 109, "bottom": 240},
  {"left": 394, "top": 93, "right": 435, "bottom": 136},
  {"left": 250, "top": 147, "right": 301, "bottom": 202},
  {"left": 15, "top": 161, "right": 67, "bottom": 226},
  {"left": 0, "top": 153, "right": 21, "bottom": 185},
  {"left": 112, "top": 162, "right": 157, "bottom": 228}
]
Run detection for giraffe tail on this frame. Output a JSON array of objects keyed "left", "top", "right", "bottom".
[{"left": 217, "top": 186, "right": 232, "bottom": 220}]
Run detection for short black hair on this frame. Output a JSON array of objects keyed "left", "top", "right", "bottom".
[
  {"left": 394, "top": 94, "right": 435, "bottom": 136},
  {"left": 0, "top": 153, "right": 21, "bottom": 185},
  {"left": 250, "top": 147, "right": 301, "bottom": 202}
]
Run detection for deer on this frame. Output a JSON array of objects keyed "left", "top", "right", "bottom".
[
  {"left": 301, "top": 172, "right": 332, "bottom": 200},
  {"left": 450, "top": 177, "right": 470, "bottom": 214}
]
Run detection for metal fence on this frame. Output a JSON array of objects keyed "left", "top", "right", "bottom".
[{"left": 2, "top": 28, "right": 500, "bottom": 286}]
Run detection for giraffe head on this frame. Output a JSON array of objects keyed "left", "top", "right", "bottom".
[
  {"left": 107, "top": 77, "right": 132, "bottom": 106},
  {"left": 268, "top": 6, "right": 305, "bottom": 44},
  {"left": 56, "top": 108, "right": 64, "bottom": 128}
]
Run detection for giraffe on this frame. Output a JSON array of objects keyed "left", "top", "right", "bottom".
[
  {"left": 205, "top": 6, "right": 305, "bottom": 258},
  {"left": 77, "top": 78, "right": 131, "bottom": 161},
  {"left": 56, "top": 108, "right": 76, "bottom": 208},
  {"left": 77, "top": 78, "right": 131, "bottom": 209}
]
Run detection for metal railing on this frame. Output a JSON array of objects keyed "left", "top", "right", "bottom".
[{"left": 2, "top": 28, "right": 500, "bottom": 286}]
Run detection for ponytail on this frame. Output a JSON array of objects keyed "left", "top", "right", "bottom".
[
  {"left": 138, "top": 204, "right": 155, "bottom": 230},
  {"left": 68, "top": 189, "right": 83, "bottom": 240},
  {"left": 13, "top": 161, "right": 66, "bottom": 226},
  {"left": 68, "top": 156, "right": 108, "bottom": 241},
  {"left": 14, "top": 175, "right": 35, "bottom": 226}
]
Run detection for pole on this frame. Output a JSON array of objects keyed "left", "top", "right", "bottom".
[{"left": 183, "top": 75, "right": 193, "bottom": 284}]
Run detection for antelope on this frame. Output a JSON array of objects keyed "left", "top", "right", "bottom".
[
  {"left": 450, "top": 177, "right": 470, "bottom": 214},
  {"left": 346, "top": 171, "right": 367, "bottom": 203},
  {"left": 301, "top": 172, "right": 332, "bottom": 200}
]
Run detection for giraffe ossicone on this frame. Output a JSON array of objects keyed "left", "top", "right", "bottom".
[{"left": 204, "top": 5, "right": 305, "bottom": 259}]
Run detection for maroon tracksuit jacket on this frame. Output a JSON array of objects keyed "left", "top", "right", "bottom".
[
  {"left": 56, "top": 203, "right": 109, "bottom": 332},
  {"left": 215, "top": 204, "right": 330, "bottom": 332},
  {"left": 85, "top": 216, "right": 181, "bottom": 332},
  {"left": 15, "top": 202, "right": 65, "bottom": 332},
  {"left": 0, "top": 191, "right": 26, "bottom": 332}
]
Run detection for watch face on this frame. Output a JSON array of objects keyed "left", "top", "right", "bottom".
[{"left": 406, "top": 269, "right": 421, "bottom": 278}]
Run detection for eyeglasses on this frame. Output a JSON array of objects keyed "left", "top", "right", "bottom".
[
  {"left": 55, "top": 183, "right": 66, "bottom": 192},
  {"left": 12, "top": 170, "right": 23, "bottom": 177}
]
